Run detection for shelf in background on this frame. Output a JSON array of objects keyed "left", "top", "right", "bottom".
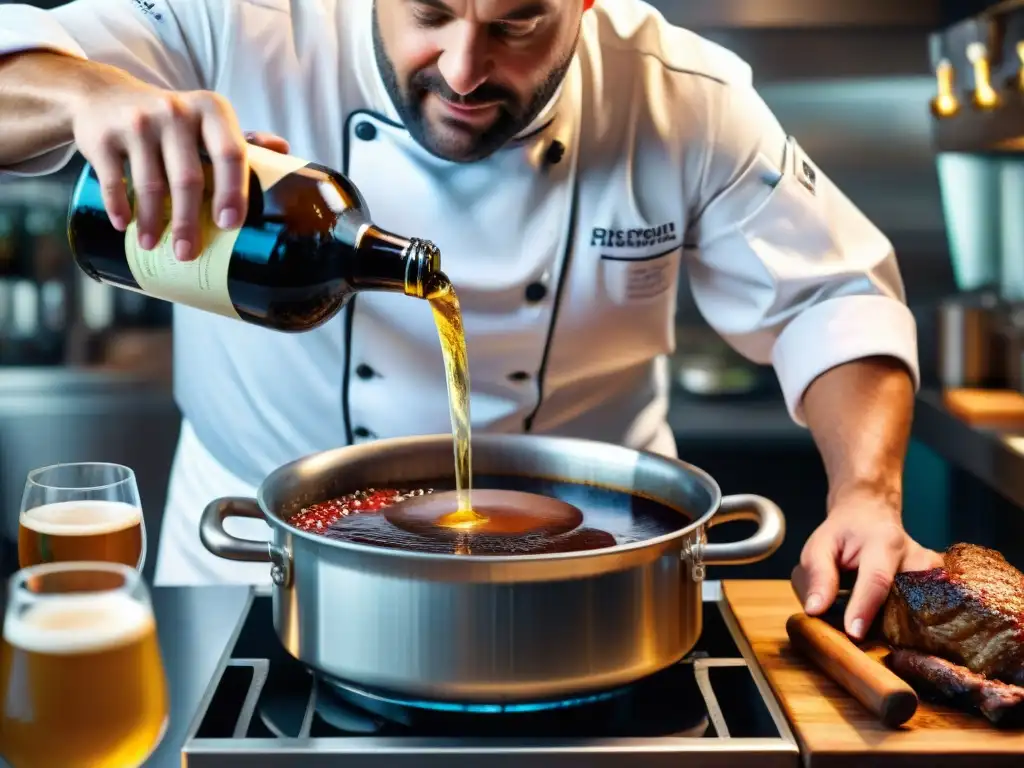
[{"left": 931, "top": 91, "right": 1024, "bottom": 153}]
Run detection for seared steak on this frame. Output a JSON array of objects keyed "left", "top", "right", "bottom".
[
  {"left": 883, "top": 543, "right": 1024, "bottom": 686},
  {"left": 886, "top": 649, "right": 1024, "bottom": 726}
]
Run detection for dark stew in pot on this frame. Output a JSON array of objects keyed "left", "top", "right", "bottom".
[{"left": 286, "top": 475, "right": 688, "bottom": 557}]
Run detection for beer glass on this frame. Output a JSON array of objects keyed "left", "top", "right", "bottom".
[
  {"left": 0, "top": 562, "right": 169, "bottom": 767},
  {"left": 19, "top": 462, "right": 146, "bottom": 570}
]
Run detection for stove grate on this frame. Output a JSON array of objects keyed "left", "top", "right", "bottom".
[{"left": 202, "top": 655, "right": 764, "bottom": 742}]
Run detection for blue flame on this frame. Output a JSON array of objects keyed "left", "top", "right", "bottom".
[{"left": 352, "top": 686, "right": 630, "bottom": 715}]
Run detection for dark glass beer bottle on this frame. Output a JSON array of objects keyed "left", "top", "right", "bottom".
[{"left": 66, "top": 144, "right": 441, "bottom": 331}]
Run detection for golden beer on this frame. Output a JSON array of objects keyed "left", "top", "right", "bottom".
[
  {"left": 18, "top": 500, "right": 144, "bottom": 569},
  {"left": 0, "top": 590, "right": 168, "bottom": 767}
]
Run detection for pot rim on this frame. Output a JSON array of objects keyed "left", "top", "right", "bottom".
[{"left": 255, "top": 433, "right": 723, "bottom": 564}]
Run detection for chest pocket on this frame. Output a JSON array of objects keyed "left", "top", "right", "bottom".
[{"left": 600, "top": 245, "right": 683, "bottom": 306}]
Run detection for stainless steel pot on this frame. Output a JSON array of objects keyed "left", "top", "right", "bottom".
[{"left": 199, "top": 434, "right": 785, "bottom": 703}]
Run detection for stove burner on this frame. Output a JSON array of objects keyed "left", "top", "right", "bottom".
[
  {"left": 305, "top": 659, "right": 713, "bottom": 738},
  {"left": 322, "top": 676, "right": 633, "bottom": 716}
]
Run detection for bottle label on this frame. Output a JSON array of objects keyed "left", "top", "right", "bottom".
[
  {"left": 246, "top": 143, "right": 309, "bottom": 190},
  {"left": 124, "top": 208, "right": 242, "bottom": 320},
  {"left": 123, "top": 144, "right": 309, "bottom": 319}
]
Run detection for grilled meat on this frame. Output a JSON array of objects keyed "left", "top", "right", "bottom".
[
  {"left": 886, "top": 649, "right": 1024, "bottom": 726},
  {"left": 882, "top": 543, "right": 1024, "bottom": 687}
]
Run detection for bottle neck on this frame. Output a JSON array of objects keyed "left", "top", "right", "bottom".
[{"left": 347, "top": 225, "right": 442, "bottom": 298}]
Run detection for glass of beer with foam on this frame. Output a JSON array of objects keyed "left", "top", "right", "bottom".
[
  {"left": 19, "top": 462, "right": 146, "bottom": 571},
  {"left": 0, "top": 561, "right": 169, "bottom": 767}
]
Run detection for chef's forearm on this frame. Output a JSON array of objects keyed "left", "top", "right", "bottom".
[
  {"left": 801, "top": 356, "right": 915, "bottom": 513},
  {"left": 0, "top": 50, "right": 116, "bottom": 166}
]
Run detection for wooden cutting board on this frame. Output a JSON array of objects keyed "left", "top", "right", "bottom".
[{"left": 721, "top": 580, "right": 1024, "bottom": 767}]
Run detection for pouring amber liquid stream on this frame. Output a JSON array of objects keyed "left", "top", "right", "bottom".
[
  {"left": 426, "top": 275, "right": 484, "bottom": 530},
  {"left": 413, "top": 275, "right": 582, "bottom": 545}
]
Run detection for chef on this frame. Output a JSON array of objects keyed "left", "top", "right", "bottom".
[{"left": 0, "top": 0, "right": 940, "bottom": 638}]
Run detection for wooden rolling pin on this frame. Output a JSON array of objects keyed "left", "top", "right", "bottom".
[{"left": 786, "top": 613, "right": 918, "bottom": 728}]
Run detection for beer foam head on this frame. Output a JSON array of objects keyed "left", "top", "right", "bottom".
[
  {"left": 20, "top": 500, "right": 142, "bottom": 536},
  {"left": 4, "top": 592, "right": 154, "bottom": 655}
]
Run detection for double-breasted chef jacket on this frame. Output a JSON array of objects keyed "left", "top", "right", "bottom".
[{"left": 0, "top": 0, "right": 919, "bottom": 585}]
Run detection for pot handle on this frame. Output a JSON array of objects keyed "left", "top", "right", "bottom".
[
  {"left": 702, "top": 494, "right": 786, "bottom": 566},
  {"left": 199, "top": 497, "right": 292, "bottom": 587}
]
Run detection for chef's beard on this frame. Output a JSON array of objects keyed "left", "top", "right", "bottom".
[{"left": 372, "top": 6, "right": 577, "bottom": 163}]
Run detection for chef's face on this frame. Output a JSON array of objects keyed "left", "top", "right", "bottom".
[{"left": 373, "top": 0, "right": 582, "bottom": 162}]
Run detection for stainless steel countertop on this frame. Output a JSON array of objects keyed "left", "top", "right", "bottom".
[
  {"left": 132, "top": 586, "right": 254, "bottom": 767},
  {"left": 912, "top": 388, "right": 1024, "bottom": 509},
  {"left": 680, "top": 385, "right": 1024, "bottom": 507}
]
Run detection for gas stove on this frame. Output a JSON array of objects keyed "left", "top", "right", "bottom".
[{"left": 180, "top": 582, "right": 798, "bottom": 767}]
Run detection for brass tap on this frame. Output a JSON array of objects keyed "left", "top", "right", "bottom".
[
  {"left": 931, "top": 58, "right": 960, "bottom": 117},
  {"left": 967, "top": 41, "right": 1000, "bottom": 109}
]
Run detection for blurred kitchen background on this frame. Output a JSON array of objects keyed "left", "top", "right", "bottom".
[{"left": 2, "top": 0, "right": 1021, "bottom": 584}]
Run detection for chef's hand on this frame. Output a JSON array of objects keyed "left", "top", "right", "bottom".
[
  {"left": 790, "top": 489, "right": 943, "bottom": 641},
  {"left": 70, "top": 70, "right": 289, "bottom": 261}
]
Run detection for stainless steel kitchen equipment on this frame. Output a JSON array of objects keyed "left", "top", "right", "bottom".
[
  {"left": 179, "top": 581, "right": 799, "bottom": 768},
  {"left": 937, "top": 289, "right": 1009, "bottom": 387},
  {"left": 935, "top": 150, "right": 1002, "bottom": 293},
  {"left": 199, "top": 434, "right": 785, "bottom": 703},
  {"left": 998, "top": 304, "right": 1024, "bottom": 391}
]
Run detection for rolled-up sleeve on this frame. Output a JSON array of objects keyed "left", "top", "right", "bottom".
[
  {"left": 683, "top": 77, "right": 919, "bottom": 425},
  {"left": 0, "top": 0, "right": 222, "bottom": 177}
]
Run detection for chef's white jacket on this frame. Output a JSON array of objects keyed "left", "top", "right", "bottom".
[{"left": 0, "top": 0, "right": 919, "bottom": 585}]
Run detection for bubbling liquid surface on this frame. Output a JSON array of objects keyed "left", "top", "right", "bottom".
[{"left": 288, "top": 475, "right": 689, "bottom": 556}]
